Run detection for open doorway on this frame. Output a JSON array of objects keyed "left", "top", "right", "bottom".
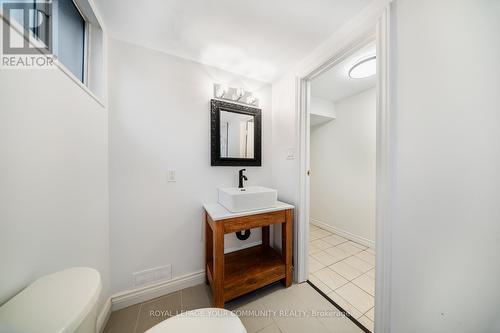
[{"left": 306, "top": 39, "right": 377, "bottom": 332}]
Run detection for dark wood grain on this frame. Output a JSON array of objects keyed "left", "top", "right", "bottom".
[
  {"left": 205, "top": 213, "right": 213, "bottom": 285},
  {"left": 213, "top": 221, "right": 225, "bottom": 308},
  {"left": 224, "top": 245, "right": 285, "bottom": 301},
  {"left": 283, "top": 209, "right": 293, "bottom": 287},
  {"left": 262, "top": 225, "right": 270, "bottom": 247},
  {"left": 223, "top": 210, "right": 285, "bottom": 233}
]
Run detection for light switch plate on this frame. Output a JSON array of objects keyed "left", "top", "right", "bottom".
[{"left": 286, "top": 148, "right": 295, "bottom": 160}]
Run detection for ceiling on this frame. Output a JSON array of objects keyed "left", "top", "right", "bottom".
[
  {"left": 311, "top": 41, "right": 376, "bottom": 102},
  {"left": 94, "top": 0, "right": 371, "bottom": 82}
]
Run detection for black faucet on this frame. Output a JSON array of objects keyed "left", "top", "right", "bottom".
[{"left": 238, "top": 169, "right": 248, "bottom": 189}]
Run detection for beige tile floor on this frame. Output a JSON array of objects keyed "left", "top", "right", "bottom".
[
  {"left": 104, "top": 282, "right": 364, "bottom": 333},
  {"left": 308, "top": 224, "right": 375, "bottom": 332},
  {"left": 103, "top": 283, "right": 212, "bottom": 333}
]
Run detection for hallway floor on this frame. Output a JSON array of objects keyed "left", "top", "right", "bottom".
[{"left": 309, "top": 224, "right": 375, "bottom": 332}]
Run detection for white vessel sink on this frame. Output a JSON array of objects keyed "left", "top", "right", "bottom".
[{"left": 218, "top": 186, "right": 278, "bottom": 213}]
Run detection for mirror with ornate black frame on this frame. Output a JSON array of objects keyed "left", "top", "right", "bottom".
[{"left": 211, "top": 99, "right": 262, "bottom": 166}]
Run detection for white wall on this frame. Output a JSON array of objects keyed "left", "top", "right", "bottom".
[
  {"left": 271, "top": 0, "right": 389, "bottom": 281},
  {"left": 271, "top": 75, "right": 299, "bottom": 205},
  {"left": 271, "top": 0, "right": 387, "bottom": 207},
  {"left": 272, "top": 0, "right": 500, "bottom": 330},
  {"left": 310, "top": 96, "right": 336, "bottom": 127},
  {"left": 310, "top": 96, "right": 336, "bottom": 118},
  {"left": 0, "top": 68, "right": 110, "bottom": 308},
  {"left": 108, "top": 39, "right": 273, "bottom": 294},
  {"left": 389, "top": 0, "right": 500, "bottom": 331},
  {"left": 310, "top": 88, "right": 375, "bottom": 244}
]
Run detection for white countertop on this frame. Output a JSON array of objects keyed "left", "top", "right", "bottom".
[{"left": 204, "top": 201, "right": 294, "bottom": 221}]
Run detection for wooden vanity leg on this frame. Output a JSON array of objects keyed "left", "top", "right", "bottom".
[
  {"left": 282, "top": 209, "right": 293, "bottom": 287},
  {"left": 213, "top": 221, "right": 225, "bottom": 308},
  {"left": 262, "top": 225, "right": 270, "bottom": 248},
  {"left": 205, "top": 213, "right": 213, "bottom": 285}
]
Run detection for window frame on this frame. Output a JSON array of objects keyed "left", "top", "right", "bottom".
[{"left": 52, "top": 0, "right": 89, "bottom": 85}]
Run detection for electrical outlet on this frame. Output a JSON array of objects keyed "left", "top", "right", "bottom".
[
  {"left": 167, "top": 169, "right": 176, "bottom": 182},
  {"left": 133, "top": 264, "right": 172, "bottom": 287}
]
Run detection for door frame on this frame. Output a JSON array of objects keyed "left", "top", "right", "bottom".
[{"left": 295, "top": 7, "right": 395, "bottom": 333}]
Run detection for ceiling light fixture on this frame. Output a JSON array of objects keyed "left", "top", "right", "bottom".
[{"left": 348, "top": 56, "right": 376, "bottom": 79}]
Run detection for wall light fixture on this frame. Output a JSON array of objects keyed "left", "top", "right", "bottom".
[{"left": 213, "top": 83, "right": 259, "bottom": 107}]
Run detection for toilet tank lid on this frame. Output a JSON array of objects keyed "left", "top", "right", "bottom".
[{"left": 0, "top": 267, "right": 102, "bottom": 333}]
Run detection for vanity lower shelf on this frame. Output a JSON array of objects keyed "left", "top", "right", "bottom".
[{"left": 206, "top": 244, "right": 285, "bottom": 302}]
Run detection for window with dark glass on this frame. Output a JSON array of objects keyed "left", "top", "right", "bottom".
[{"left": 54, "top": 0, "right": 86, "bottom": 82}]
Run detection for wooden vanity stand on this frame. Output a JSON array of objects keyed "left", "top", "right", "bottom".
[{"left": 204, "top": 202, "right": 294, "bottom": 308}]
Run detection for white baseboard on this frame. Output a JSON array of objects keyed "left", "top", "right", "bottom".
[
  {"left": 96, "top": 297, "right": 112, "bottom": 333},
  {"left": 111, "top": 270, "right": 205, "bottom": 311},
  {"left": 108, "top": 242, "right": 263, "bottom": 313},
  {"left": 311, "top": 219, "right": 375, "bottom": 248}
]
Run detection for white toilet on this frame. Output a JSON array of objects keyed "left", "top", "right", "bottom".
[
  {"left": 0, "top": 268, "right": 246, "bottom": 333},
  {"left": 0, "top": 267, "right": 102, "bottom": 333}
]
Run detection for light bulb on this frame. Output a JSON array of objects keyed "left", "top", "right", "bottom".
[
  {"left": 216, "top": 85, "right": 228, "bottom": 98},
  {"left": 235, "top": 88, "right": 245, "bottom": 101},
  {"left": 246, "top": 95, "right": 257, "bottom": 105}
]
